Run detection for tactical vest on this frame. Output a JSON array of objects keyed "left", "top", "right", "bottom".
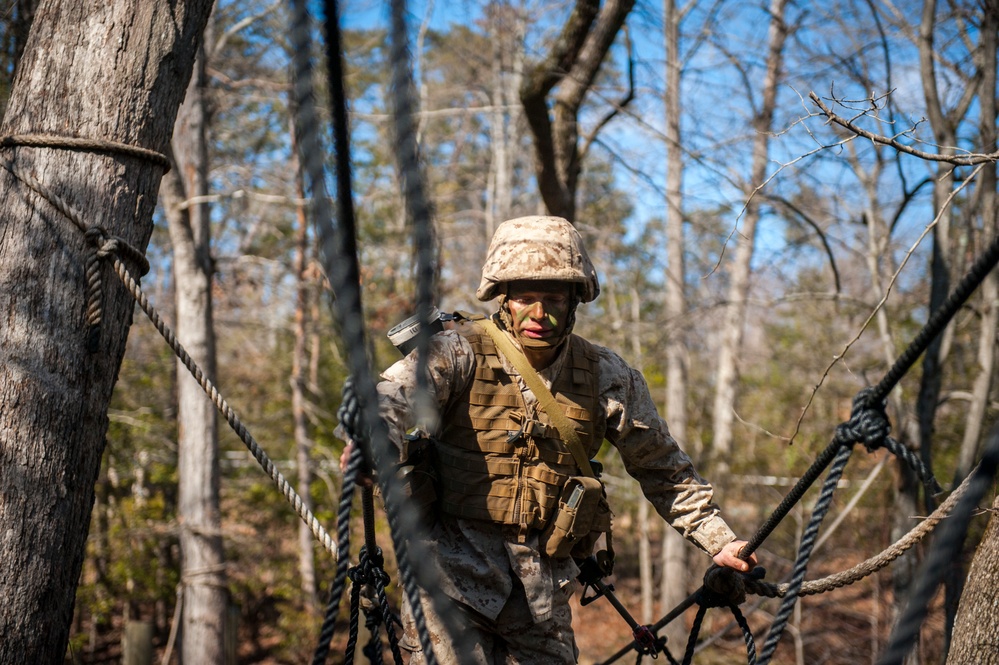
[{"left": 435, "top": 319, "right": 604, "bottom": 531}]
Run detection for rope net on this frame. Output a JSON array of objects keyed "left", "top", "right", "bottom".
[{"left": 2, "top": 0, "right": 997, "bottom": 662}]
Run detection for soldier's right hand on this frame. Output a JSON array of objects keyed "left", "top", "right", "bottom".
[{"left": 339, "top": 439, "right": 375, "bottom": 488}]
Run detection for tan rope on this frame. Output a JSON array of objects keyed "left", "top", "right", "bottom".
[
  {"left": 0, "top": 133, "right": 170, "bottom": 171},
  {"left": 745, "top": 469, "right": 973, "bottom": 598},
  {"left": 0, "top": 156, "right": 337, "bottom": 561},
  {"left": 112, "top": 255, "right": 338, "bottom": 559}
]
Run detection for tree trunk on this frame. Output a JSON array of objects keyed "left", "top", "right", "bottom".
[
  {"left": 161, "top": 35, "right": 227, "bottom": 663},
  {"left": 520, "top": 0, "right": 634, "bottom": 221},
  {"left": 946, "top": 494, "right": 999, "bottom": 665},
  {"left": 710, "top": 0, "right": 788, "bottom": 480},
  {"left": 0, "top": 1, "right": 212, "bottom": 661},
  {"left": 908, "top": 2, "right": 975, "bottom": 657},
  {"left": 956, "top": 0, "right": 998, "bottom": 485},
  {"left": 660, "top": 0, "right": 690, "bottom": 650},
  {"left": 485, "top": 3, "right": 524, "bottom": 237},
  {"left": 291, "top": 109, "right": 318, "bottom": 611}
]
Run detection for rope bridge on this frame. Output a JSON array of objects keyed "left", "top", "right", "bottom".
[{"left": 3, "top": 0, "right": 998, "bottom": 663}]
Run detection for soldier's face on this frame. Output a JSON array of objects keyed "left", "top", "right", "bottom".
[{"left": 506, "top": 281, "right": 573, "bottom": 340}]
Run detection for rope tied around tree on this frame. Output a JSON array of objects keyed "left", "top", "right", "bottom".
[
  {"left": 83, "top": 225, "right": 150, "bottom": 352},
  {"left": 0, "top": 133, "right": 171, "bottom": 171},
  {"left": 0, "top": 146, "right": 340, "bottom": 559}
]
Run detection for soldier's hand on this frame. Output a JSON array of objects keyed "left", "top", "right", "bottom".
[
  {"left": 339, "top": 440, "right": 374, "bottom": 488},
  {"left": 712, "top": 539, "right": 757, "bottom": 573}
]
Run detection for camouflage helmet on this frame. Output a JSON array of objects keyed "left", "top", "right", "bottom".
[{"left": 476, "top": 215, "right": 600, "bottom": 303}]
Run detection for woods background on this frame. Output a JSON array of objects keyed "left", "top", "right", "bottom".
[{"left": 1, "top": 0, "right": 998, "bottom": 663}]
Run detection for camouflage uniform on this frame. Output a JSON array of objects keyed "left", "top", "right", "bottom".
[
  {"left": 378, "top": 327, "right": 736, "bottom": 664},
  {"left": 364, "top": 216, "right": 737, "bottom": 664}
]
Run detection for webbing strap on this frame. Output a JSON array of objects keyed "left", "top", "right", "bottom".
[{"left": 476, "top": 317, "right": 596, "bottom": 478}]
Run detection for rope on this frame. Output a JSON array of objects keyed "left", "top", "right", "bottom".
[
  {"left": 111, "top": 256, "right": 337, "bottom": 557},
  {"left": 602, "top": 255, "right": 999, "bottom": 665},
  {"left": 313, "top": 442, "right": 363, "bottom": 665},
  {"left": 0, "top": 132, "right": 171, "bottom": 171},
  {"left": 292, "top": 1, "right": 453, "bottom": 662},
  {"left": 679, "top": 591, "right": 757, "bottom": 665},
  {"left": 0, "top": 156, "right": 154, "bottom": 351},
  {"left": 744, "top": 465, "right": 974, "bottom": 599}
]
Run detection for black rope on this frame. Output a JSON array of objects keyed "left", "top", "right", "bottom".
[
  {"left": 756, "top": 389, "right": 941, "bottom": 664},
  {"left": 289, "top": 1, "right": 448, "bottom": 662},
  {"left": 678, "top": 587, "right": 757, "bottom": 665},
  {"left": 388, "top": 0, "right": 438, "bottom": 371},
  {"left": 872, "top": 231, "right": 999, "bottom": 403},
  {"left": 312, "top": 442, "right": 362, "bottom": 664}
]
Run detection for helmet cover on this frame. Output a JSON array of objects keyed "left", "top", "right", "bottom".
[{"left": 476, "top": 216, "right": 600, "bottom": 302}]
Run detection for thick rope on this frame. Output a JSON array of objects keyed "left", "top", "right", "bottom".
[
  {"left": 756, "top": 444, "right": 853, "bottom": 664},
  {"left": 111, "top": 257, "right": 337, "bottom": 556},
  {"left": 292, "top": 2, "right": 450, "bottom": 662},
  {"left": 0, "top": 132, "right": 171, "bottom": 171},
  {"left": 313, "top": 442, "right": 363, "bottom": 665},
  {"left": 0, "top": 123, "right": 341, "bottom": 574},
  {"left": 744, "top": 465, "right": 974, "bottom": 599}
]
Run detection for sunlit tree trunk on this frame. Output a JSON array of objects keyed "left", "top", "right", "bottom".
[
  {"left": 659, "top": 0, "right": 690, "bottom": 650},
  {"left": 956, "top": 0, "right": 998, "bottom": 486},
  {"left": 291, "top": 109, "right": 318, "bottom": 611},
  {"left": 161, "top": 33, "right": 227, "bottom": 663},
  {"left": 0, "top": 1, "right": 212, "bottom": 661},
  {"left": 521, "top": 0, "right": 634, "bottom": 222},
  {"left": 710, "top": 0, "right": 788, "bottom": 479},
  {"left": 485, "top": 2, "right": 524, "bottom": 237},
  {"left": 947, "top": 491, "right": 999, "bottom": 665}
]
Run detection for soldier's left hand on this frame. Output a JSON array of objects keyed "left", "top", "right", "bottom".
[{"left": 712, "top": 539, "right": 757, "bottom": 572}]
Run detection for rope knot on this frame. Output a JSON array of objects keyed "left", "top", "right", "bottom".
[
  {"left": 702, "top": 565, "right": 748, "bottom": 607},
  {"left": 836, "top": 387, "right": 891, "bottom": 452},
  {"left": 85, "top": 225, "right": 118, "bottom": 258}
]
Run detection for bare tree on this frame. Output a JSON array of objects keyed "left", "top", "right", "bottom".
[
  {"left": 290, "top": 107, "right": 319, "bottom": 611},
  {"left": 160, "top": 28, "right": 229, "bottom": 659},
  {"left": 0, "top": 1, "right": 213, "bottom": 661},
  {"left": 710, "top": 0, "right": 789, "bottom": 480},
  {"left": 520, "top": 0, "right": 635, "bottom": 222},
  {"left": 659, "top": 0, "right": 691, "bottom": 649}
]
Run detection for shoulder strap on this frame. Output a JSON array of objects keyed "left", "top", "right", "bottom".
[{"left": 476, "top": 316, "right": 596, "bottom": 478}]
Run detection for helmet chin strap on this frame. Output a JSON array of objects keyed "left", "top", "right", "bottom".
[{"left": 497, "top": 294, "right": 579, "bottom": 351}]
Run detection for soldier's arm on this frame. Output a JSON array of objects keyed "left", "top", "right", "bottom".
[
  {"left": 598, "top": 346, "right": 739, "bottom": 558},
  {"left": 375, "top": 329, "right": 476, "bottom": 458}
]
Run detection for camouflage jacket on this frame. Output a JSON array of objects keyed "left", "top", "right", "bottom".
[{"left": 372, "top": 325, "right": 737, "bottom": 624}]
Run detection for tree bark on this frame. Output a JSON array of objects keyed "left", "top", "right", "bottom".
[
  {"left": 291, "top": 109, "right": 318, "bottom": 611},
  {"left": 946, "top": 494, "right": 999, "bottom": 665},
  {"left": 520, "top": 0, "right": 634, "bottom": 221},
  {"left": 956, "top": 0, "right": 998, "bottom": 485},
  {"left": 0, "top": 1, "right": 212, "bottom": 662},
  {"left": 660, "top": 0, "right": 690, "bottom": 650}
]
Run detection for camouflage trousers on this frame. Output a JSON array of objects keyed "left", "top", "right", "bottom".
[{"left": 399, "top": 578, "right": 578, "bottom": 664}]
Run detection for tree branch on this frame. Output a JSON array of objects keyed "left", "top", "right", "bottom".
[{"left": 810, "top": 91, "right": 999, "bottom": 165}]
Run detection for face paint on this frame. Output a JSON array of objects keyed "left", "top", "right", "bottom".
[{"left": 506, "top": 285, "right": 571, "bottom": 341}]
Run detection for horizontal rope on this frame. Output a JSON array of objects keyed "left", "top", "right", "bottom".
[{"left": 0, "top": 132, "right": 170, "bottom": 171}]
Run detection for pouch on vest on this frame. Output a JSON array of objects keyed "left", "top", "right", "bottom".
[
  {"left": 396, "top": 435, "right": 438, "bottom": 527},
  {"left": 539, "top": 475, "right": 612, "bottom": 559}
]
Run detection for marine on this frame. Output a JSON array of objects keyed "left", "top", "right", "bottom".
[{"left": 340, "top": 215, "right": 756, "bottom": 663}]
